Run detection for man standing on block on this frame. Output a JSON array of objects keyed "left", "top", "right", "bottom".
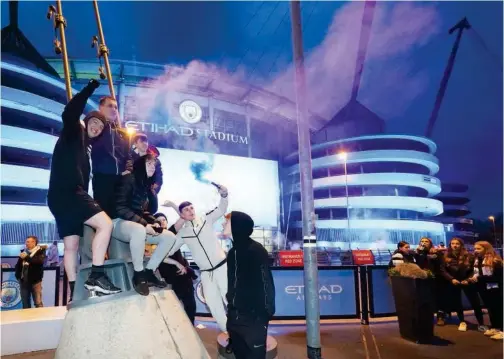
[
  {"left": 223, "top": 211, "right": 276, "bottom": 359},
  {"left": 47, "top": 79, "right": 121, "bottom": 299},
  {"left": 163, "top": 184, "right": 229, "bottom": 332}
]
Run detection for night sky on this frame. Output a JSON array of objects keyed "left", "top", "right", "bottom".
[{"left": 1, "top": 1, "right": 502, "bottom": 220}]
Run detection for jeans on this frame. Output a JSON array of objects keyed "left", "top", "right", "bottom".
[{"left": 20, "top": 281, "right": 43, "bottom": 308}]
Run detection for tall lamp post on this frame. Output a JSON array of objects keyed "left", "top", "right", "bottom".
[
  {"left": 289, "top": 2, "right": 321, "bottom": 358},
  {"left": 338, "top": 152, "right": 350, "bottom": 248},
  {"left": 489, "top": 216, "right": 498, "bottom": 247}
]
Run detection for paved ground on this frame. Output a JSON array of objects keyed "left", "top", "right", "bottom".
[{"left": 5, "top": 317, "right": 502, "bottom": 359}]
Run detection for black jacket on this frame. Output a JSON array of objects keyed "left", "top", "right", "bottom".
[
  {"left": 226, "top": 211, "right": 275, "bottom": 320},
  {"left": 48, "top": 80, "right": 99, "bottom": 198},
  {"left": 440, "top": 251, "right": 475, "bottom": 282},
  {"left": 474, "top": 256, "right": 503, "bottom": 288},
  {"left": 131, "top": 151, "right": 163, "bottom": 192},
  {"left": 15, "top": 247, "right": 46, "bottom": 285},
  {"left": 388, "top": 249, "right": 416, "bottom": 269},
  {"left": 91, "top": 124, "right": 130, "bottom": 175},
  {"left": 158, "top": 248, "right": 198, "bottom": 288},
  {"left": 113, "top": 156, "right": 157, "bottom": 226},
  {"left": 415, "top": 248, "right": 443, "bottom": 274}
]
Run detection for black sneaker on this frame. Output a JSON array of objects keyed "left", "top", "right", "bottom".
[
  {"left": 133, "top": 271, "right": 149, "bottom": 296},
  {"left": 225, "top": 338, "right": 233, "bottom": 354},
  {"left": 144, "top": 269, "right": 167, "bottom": 288},
  {"left": 84, "top": 274, "right": 122, "bottom": 295}
]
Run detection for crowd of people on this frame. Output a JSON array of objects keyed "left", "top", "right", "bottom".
[
  {"left": 40, "top": 79, "right": 275, "bottom": 358},
  {"left": 389, "top": 237, "right": 503, "bottom": 340}
]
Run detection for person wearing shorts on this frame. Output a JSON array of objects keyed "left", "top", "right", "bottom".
[{"left": 47, "top": 79, "right": 121, "bottom": 300}]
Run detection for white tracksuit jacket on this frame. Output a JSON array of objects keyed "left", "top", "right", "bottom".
[{"left": 172, "top": 194, "right": 229, "bottom": 331}]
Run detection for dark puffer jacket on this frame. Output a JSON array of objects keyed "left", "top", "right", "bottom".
[
  {"left": 440, "top": 250, "right": 475, "bottom": 282},
  {"left": 113, "top": 155, "right": 157, "bottom": 226}
]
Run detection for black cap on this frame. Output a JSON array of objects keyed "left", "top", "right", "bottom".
[
  {"left": 83, "top": 111, "right": 107, "bottom": 126},
  {"left": 154, "top": 213, "right": 167, "bottom": 221}
]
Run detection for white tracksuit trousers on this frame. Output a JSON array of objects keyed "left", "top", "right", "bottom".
[{"left": 200, "top": 263, "right": 228, "bottom": 332}]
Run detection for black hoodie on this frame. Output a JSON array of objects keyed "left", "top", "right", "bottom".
[
  {"left": 113, "top": 155, "right": 158, "bottom": 226},
  {"left": 48, "top": 80, "right": 103, "bottom": 200},
  {"left": 226, "top": 211, "right": 276, "bottom": 320}
]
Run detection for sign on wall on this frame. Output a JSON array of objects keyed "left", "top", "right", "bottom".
[
  {"left": 278, "top": 251, "right": 303, "bottom": 267},
  {"left": 193, "top": 268, "right": 358, "bottom": 318},
  {"left": 352, "top": 250, "right": 375, "bottom": 265}
]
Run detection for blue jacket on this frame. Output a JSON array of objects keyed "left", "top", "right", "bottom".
[{"left": 91, "top": 124, "right": 130, "bottom": 175}]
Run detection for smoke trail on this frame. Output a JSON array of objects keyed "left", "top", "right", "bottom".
[{"left": 190, "top": 156, "right": 214, "bottom": 184}]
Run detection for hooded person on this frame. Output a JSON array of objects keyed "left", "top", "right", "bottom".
[
  {"left": 131, "top": 134, "right": 163, "bottom": 194},
  {"left": 47, "top": 79, "right": 121, "bottom": 299},
  {"left": 161, "top": 184, "right": 229, "bottom": 332},
  {"left": 223, "top": 211, "right": 275, "bottom": 359},
  {"left": 154, "top": 213, "right": 198, "bottom": 325},
  {"left": 112, "top": 154, "right": 181, "bottom": 296}
]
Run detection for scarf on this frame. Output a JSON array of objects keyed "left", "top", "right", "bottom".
[{"left": 21, "top": 245, "right": 41, "bottom": 281}]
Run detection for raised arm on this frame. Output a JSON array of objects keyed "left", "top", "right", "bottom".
[
  {"left": 162, "top": 201, "right": 186, "bottom": 232},
  {"left": 206, "top": 186, "right": 229, "bottom": 223},
  {"left": 62, "top": 79, "right": 100, "bottom": 131}
]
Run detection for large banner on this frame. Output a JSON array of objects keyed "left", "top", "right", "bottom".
[
  {"left": 193, "top": 268, "right": 358, "bottom": 318},
  {"left": 1, "top": 268, "right": 58, "bottom": 311}
]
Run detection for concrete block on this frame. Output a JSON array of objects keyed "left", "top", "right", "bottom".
[
  {"left": 108, "top": 236, "right": 133, "bottom": 263},
  {"left": 73, "top": 259, "right": 133, "bottom": 302},
  {"left": 56, "top": 289, "right": 210, "bottom": 359}
]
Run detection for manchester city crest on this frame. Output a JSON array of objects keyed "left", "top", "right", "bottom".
[
  {"left": 1, "top": 280, "right": 21, "bottom": 309},
  {"left": 179, "top": 100, "right": 202, "bottom": 124}
]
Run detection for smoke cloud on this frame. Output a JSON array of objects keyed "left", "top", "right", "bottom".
[
  {"left": 266, "top": 1, "right": 441, "bottom": 120},
  {"left": 128, "top": 1, "right": 441, "bottom": 129}
]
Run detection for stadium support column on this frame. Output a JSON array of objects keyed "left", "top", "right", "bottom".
[
  {"left": 290, "top": 2, "right": 322, "bottom": 359},
  {"left": 92, "top": 0, "right": 116, "bottom": 100},
  {"left": 425, "top": 17, "right": 471, "bottom": 138},
  {"left": 47, "top": 1, "right": 72, "bottom": 101}
]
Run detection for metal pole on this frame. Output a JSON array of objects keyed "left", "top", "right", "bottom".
[
  {"left": 491, "top": 218, "right": 498, "bottom": 246},
  {"left": 49, "top": 1, "right": 72, "bottom": 101},
  {"left": 425, "top": 17, "right": 471, "bottom": 138},
  {"left": 289, "top": 2, "right": 321, "bottom": 359},
  {"left": 344, "top": 159, "right": 350, "bottom": 248},
  {"left": 92, "top": 0, "right": 116, "bottom": 100}
]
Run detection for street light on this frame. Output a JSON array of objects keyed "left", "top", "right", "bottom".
[
  {"left": 489, "top": 216, "right": 498, "bottom": 247},
  {"left": 126, "top": 126, "right": 136, "bottom": 150},
  {"left": 338, "top": 152, "right": 351, "bottom": 248}
]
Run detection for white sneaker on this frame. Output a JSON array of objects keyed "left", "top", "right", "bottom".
[
  {"left": 490, "top": 331, "right": 504, "bottom": 340},
  {"left": 484, "top": 328, "right": 499, "bottom": 337},
  {"left": 458, "top": 322, "right": 467, "bottom": 332},
  {"left": 478, "top": 325, "right": 489, "bottom": 332}
]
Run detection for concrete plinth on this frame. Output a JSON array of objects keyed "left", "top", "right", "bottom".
[
  {"left": 217, "top": 332, "right": 278, "bottom": 359},
  {"left": 55, "top": 289, "right": 210, "bottom": 359}
]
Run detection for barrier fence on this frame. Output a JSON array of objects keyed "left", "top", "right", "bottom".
[{"left": 0, "top": 264, "right": 479, "bottom": 320}]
